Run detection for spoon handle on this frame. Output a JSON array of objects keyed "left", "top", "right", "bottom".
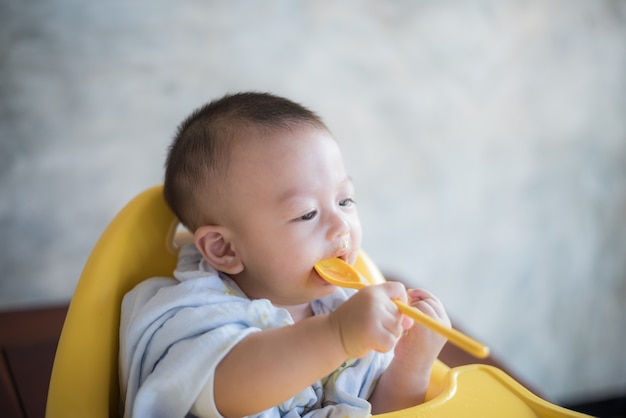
[{"left": 393, "top": 300, "right": 490, "bottom": 359}]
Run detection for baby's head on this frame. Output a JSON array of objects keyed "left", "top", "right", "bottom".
[
  {"left": 164, "top": 92, "right": 327, "bottom": 232},
  {"left": 164, "top": 92, "right": 362, "bottom": 306}
]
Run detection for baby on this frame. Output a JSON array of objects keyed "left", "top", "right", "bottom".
[{"left": 119, "top": 92, "right": 450, "bottom": 418}]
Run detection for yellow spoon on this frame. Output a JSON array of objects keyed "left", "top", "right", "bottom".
[{"left": 314, "top": 258, "right": 490, "bottom": 359}]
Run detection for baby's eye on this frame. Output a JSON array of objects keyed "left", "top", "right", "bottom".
[
  {"left": 339, "top": 198, "right": 356, "bottom": 207},
  {"left": 297, "top": 210, "right": 318, "bottom": 221}
]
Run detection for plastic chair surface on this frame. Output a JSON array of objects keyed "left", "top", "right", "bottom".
[{"left": 46, "top": 185, "right": 179, "bottom": 417}]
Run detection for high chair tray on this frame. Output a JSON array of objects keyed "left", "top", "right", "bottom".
[{"left": 376, "top": 364, "right": 591, "bottom": 418}]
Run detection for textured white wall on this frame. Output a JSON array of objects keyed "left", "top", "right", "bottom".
[{"left": 1, "top": 0, "right": 625, "bottom": 403}]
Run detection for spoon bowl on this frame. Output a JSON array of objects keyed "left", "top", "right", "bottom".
[{"left": 315, "top": 258, "right": 490, "bottom": 359}]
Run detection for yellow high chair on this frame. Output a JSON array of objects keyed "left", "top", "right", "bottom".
[{"left": 46, "top": 186, "right": 591, "bottom": 417}]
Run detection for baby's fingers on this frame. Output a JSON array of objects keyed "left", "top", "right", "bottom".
[
  {"left": 407, "top": 289, "right": 450, "bottom": 326},
  {"left": 406, "top": 288, "right": 439, "bottom": 304}
]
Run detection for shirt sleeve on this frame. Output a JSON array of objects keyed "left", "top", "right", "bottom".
[{"left": 120, "top": 271, "right": 291, "bottom": 418}]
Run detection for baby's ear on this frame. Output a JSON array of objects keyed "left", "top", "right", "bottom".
[{"left": 194, "top": 225, "right": 244, "bottom": 275}]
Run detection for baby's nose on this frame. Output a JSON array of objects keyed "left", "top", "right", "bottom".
[{"left": 329, "top": 213, "right": 350, "bottom": 238}]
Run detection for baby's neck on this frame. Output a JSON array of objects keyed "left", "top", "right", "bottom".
[{"left": 282, "top": 303, "right": 314, "bottom": 322}]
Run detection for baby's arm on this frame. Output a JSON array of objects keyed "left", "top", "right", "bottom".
[
  {"left": 369, "top": 289, "right": 450, "bottom": 413},
  {"left": 194, "top": 282, "right": 409, "bottom": 418}
]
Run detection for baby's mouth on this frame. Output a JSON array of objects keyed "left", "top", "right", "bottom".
[{"left": 315, "top": 236, "right": 352, "bottom": 272}]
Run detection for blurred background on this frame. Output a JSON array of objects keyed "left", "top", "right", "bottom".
[{"left": 1, "top": 0, "right": 625, "bottom": 408}]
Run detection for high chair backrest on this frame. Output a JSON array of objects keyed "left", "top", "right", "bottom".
[{"left": 46, "top": 185, "right": 179, "bottom": 417}]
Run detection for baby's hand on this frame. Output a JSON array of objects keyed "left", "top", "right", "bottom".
[
  {"left": 328, "top": 282, "right": 410, "bottom": 359},
  {"left": 393, "top": 289, "right": 450, "bottom": 371}
]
